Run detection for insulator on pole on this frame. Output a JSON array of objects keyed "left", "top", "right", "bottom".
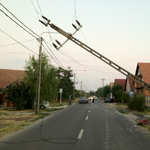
[
  {"left": 39, "top": 20, "right": 47, "bottom": 26},
  {"left": 52, "top": 43, "right": 58, "bottom": 49},
  {"left": 72, "top": 24, "right": 77, "bottom": 30},
  {"left": 76, "top": 20, "right": 81, "bottom": 26},
  {"left": 42, "top": 16, "right": 50, "bottom": 22},
  {"left": 55, "top": 40, "right": 61, "bottom": 46}
]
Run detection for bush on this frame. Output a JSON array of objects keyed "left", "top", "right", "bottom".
[
  {"left": 127, "top": 94, "right": 145, "bottom": 111},
  {"left": 122, "top": 93, "right": 130, "bottom": 103}
]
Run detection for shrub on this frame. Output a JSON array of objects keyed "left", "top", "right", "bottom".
[
  {"left": 122, "top": 93, "right": 130, "bottom": 103},
  {"left": 127, "top": 94, "right": 145, "bottom": 111}
]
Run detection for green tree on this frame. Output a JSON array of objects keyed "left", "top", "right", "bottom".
[
  {"left": 24, "top": 53, "right": 59, "bottom": 102},
  {"left": 103, "top": 85, "right": 111, "bottom": 97},
  {"left": 96, "top": 87, "right": 103, "bottom": 98},
  {"left": 56, "top": 67, "right": 74, "bottom": 100},
  {"left": 5, "top": 80, "right": 33, "bottom": 110}
]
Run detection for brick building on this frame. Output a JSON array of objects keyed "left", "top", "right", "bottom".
[
  {"left": 134, "top": 63, "right": 150, "bottom": 98},
  {"left": 0, "top": 69, "right": 25, "bottom": 105}
]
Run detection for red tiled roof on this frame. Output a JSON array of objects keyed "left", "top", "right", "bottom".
[
  {"left": 0, "top": 69, "right": 25, "bottom": 88},
  {"left": 136, "top": 63, "right": 150, "bottom": 84},
  {"left": 114, "top": 79, "right": 126, "bottom": 91}
]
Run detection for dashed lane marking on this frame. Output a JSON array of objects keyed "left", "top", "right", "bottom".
[
  {"left": 86, "top": 116, "right": 89, "bottom": 120},
  {"left": 78, "top": 129, "right": 84, "bottom": 139}
]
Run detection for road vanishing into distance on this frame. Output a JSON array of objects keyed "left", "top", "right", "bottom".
[{"left": 1, "top": 99, "right": 150, "bottom": 150}]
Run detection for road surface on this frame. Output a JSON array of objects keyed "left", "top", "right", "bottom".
[{"left": 1, "top": 99, "right": 150, "bottom": 150}]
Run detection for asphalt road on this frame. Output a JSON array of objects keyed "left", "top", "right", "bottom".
[{"left": 1, "top": 99, "right": 150, "bottom": 150}]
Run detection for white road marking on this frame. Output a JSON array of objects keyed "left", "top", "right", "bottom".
[
  {"left": 88, "top": 110, "right": 90, "bottom": 112},
  {"left": 78, "top": 129, "right": 84, "bottom": 139},
  {"left": 86, "top": 116, "right": 89, "bottom": 120}
]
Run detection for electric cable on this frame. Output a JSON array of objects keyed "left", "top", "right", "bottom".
[
  {"left": 43, "top": 40, "right": 65, "bottom": 69},
  {"left": 0, "top": 3, "right": 40, "bottom": 38},
  {"left": 0, "top": 9, "right": 39, "bottom": 39},
  {"left": 0, "top": 39, "right": 36, "bottom": 47},
  {"left": 31, "top": 0, "right": 41, "bottom": 20},
  {"left": 0, "top": 29, "right": 38, "bottom": 55},
  {"left": 31, "top": 0, "right": 53, "bottom": 44}
]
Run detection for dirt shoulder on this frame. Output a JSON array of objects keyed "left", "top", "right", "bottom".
[{"left": 108, "top": 102, "right": 150, "bottom": 131}]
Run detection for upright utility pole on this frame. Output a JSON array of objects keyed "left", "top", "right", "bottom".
[
  {"left": 101, "top": 79, "right": 105, "bottom": 88},
  {"left": 81, "top": 81, "right": 82, "bottom": 97},
  {"left": 73, "top": 73, "right": 75, "bottom": 100},
  {"left": 35, "top": 37, "right": 42, "bottom": 114}
]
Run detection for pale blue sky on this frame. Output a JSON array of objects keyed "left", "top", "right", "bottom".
[{"left": 0, "top": 0, "right": 150, "bottom": 91}]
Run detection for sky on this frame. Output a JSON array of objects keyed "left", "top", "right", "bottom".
[{"left": 0, "top": 0, "right": 150, "bottom": 92}]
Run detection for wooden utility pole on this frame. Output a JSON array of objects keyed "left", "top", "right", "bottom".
[{"left": 35, "top": 37, "right": 42, "bottom": 114}]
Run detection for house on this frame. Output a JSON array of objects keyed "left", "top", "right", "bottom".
[
  {"left": 114, "top": 79, "right": 126, "bottom": 92},
  {"left": 0, "top": 69, "right": 25, "bottom": 105},
  {"left": 125, "top": 76, "right": 134, "bottom": 96},
  {"left": 134, "top": 63, "right": 150, "bottom": 99}
]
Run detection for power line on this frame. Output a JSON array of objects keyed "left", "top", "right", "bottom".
[
  {"left": 0, "top": 3, "right": 40, "bottom": 38},
  {"left": 0, "top": 9, "right": 39, "bottom": 39},
  {"left": 43, "top": 40, "right": 65, "bottom": 69},
  {"left": 0, "top": 29, "right": 38, "bottom": 55},
  {"left": 31, "top": 0, "right": 41, "bottom": 20},
  {"left": 0, "top": 39, "right": 36, "bottom": 47},
  {"left": 31, "top": 1, "right": 53, "bottom": 43},
  {"left": 36, "top": 0, "right": 43, "bottom": 15}
]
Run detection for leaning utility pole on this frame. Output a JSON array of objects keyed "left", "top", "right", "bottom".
[
  {"left": 39, "top": 17, "right": 150, "bottom": 92},
  {"left": 35, "top": 37, "right": 43, "bottom": 114}
]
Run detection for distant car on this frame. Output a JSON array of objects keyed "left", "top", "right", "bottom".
[
  {"left": 104, "top": 98, "right": 111, "bottom": 103},
  {"left": 33, "top": 100, "right": 49, "bottom": 109},
  {"left": 79, "top": 97, "right": 89, "bottom": 104},
  {"left": 88, "top": 96, "right": 92, "bottom": 100}
]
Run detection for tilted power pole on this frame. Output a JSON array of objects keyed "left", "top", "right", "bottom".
[{"left": 39, "top": 17, "right": 150, "bottom": 92}]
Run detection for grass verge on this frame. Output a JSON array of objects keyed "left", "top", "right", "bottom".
[{"left": 0, "top": 108, "right": 63, "bottom": 138}]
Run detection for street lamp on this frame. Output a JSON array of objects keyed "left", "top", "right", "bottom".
[{"left": 101, "top": 79, "right": 105, "bottom": 99}]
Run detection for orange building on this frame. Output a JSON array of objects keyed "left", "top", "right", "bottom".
[{"left": 134, "top": 63, "right": 150, "bottom": 99}]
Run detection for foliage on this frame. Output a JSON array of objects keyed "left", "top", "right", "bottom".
[
  {"left": 24, "top": 53, "right": 59, "bottom": 102},
  {"left": 103, "top": 85, "right": 111, "bottom": 97},
  {"left": 122, "top": 93, "right": 130, "bottom": 103},
  {"left": 112, "top": 84, "right": 123, "bottom": 102},
  {"left": 5, "top": 80, "right": 33, "bottom": 110},
  {"left": 127, "top": 94, "right": 145, "bottom": 111},
  {"left": 89, "top": 91, "right": 95, "bottom": 96},
  {"left": 75, "top": 89, "right": 81, "bottom": 98},
  {"left": 56, "top": 67, "right": 74, "bottom": 100},
  {"left": 96, "top": 87, "right": 103, "bottom": 97}
]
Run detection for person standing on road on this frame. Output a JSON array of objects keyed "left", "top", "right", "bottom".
[
  {"left": 92, "top": 95, "right": 95, "bottom": 103},
  {"left": 69, "top": 95, "right": 72, "bottom": 105}
]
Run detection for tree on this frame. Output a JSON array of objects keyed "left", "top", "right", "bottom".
[
  {"left": 5, "top": 80, "right": 33, "bottom": 110},
  {"left": 103, "top": 85, "right": 111, "bottom": 97},
  {"left": 96, "top": 87, "right": 103, "bottom": 97},
  {"left": 56, "top": 67, "right": 74, "bottom": 100},
  {"left": 112, "top": 84, "right": 123, "bottom": 102},
  {"left": 24, "top": 53, "right": 59, "bottom": 102}
]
